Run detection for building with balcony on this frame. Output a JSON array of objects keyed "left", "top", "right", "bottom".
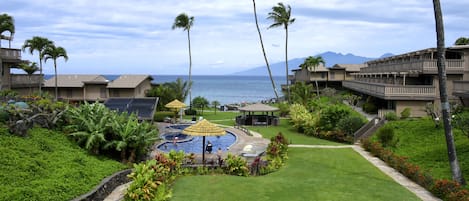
[
  {"left": 43, "top": 74, "right": 153, "bottom": 102},
  {"left": 343, "top": 46, "right": 469, "bottom": 117},
  {"left": 290, "top": 63, "right": 364, "bottom": 88}
]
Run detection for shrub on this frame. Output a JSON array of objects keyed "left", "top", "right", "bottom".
[
  {"left": 431, "top": 179, "right": 469, "bottom": 201},
  {"left": 337, "top": 116, "right": 366, "bottom": 137},
  {"left": 276, "top": 102, "right": 290, "bottom": 117},
  {"left": 384, "top": 112, "right": 398, "bottom": 121},
  {"left": 0, "top": 107, "right": 9, "bottom": 123},
  {"left": 154, "top": 111, "right": 174, "bottom": 122},
  {"left": 362, "top": 102, "right": 377, "bottom": 114},
  {"left": 318, "top": 104, "right": 351, "bottom": 131},
  {"left": 400, "top": 108, "right": 411, "bottom": 119},
  {"left": 376, "top": 126, "right": 397, "bottom": 147},
  {"left": 184, "top": 108, "right": 197, "bottom": 116},
  {"left": 125, "top": 159, "right": 173, "bottom": 201},
  {"left": 224, "top": 153, "right": 249, "bottom": 176}
]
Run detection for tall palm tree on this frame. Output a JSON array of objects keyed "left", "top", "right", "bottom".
[
  {"left": 22, "top": 36, "right": 54, "bottom": 94},
  {"left": 42, "top": 44, "right": 68, "bottom": 101},
  {"left": 454, "top": 37, "right": 469, "bottom": 45},
  {"left": 252, "top": 0, "right": 279, "bottom": 100},
  {"left": 433, "top": 0, "right": 465, "bottom": 185},
  {"left": 268, "top": 2, "right": 295, "bottom": 103},
  {"left": 300, "top": 56, "right": 325, "bottom": 96},
  {"left": 18, "top": 62, "right": 39, "bottom": 95},
  {"left": 172, "top": 13, "right": 194, "bottom": 108},
  {"left": 0, "top": 13, "right": 15, "bottom": 48}
]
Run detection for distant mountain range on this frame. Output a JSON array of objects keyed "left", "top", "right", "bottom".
[{"left": 231, "top": 51, "right": 393, "bottom": 76}]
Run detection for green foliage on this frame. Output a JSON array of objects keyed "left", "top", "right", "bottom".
[
  {"left": 154, "top": 111, "right": 174, "bottom": 122},
  {"left": 0, "top": 89, "right": 19, "bottom": 97},
  {"left": 431, "top": 179, "right": 469, "bottom": 201},
  {"left": 318, "top": 104, "right": 351, "bottom": 131},
  {"left": 362, "top": 102, "right": 377, "bottom": 114},
  {"left": 343, "top": 93, "right": 361, "bottom": 107},
  {"left": 384, "top": 112, "right": 398, "bottom": 121},
  {"left": 337, "top": 116, "right": 366, "bottom": 137},
  {"left": 452, "top": 111, "right": 469, "bottom": 137},
  {"left": 289, "top": 103, "right": 316, "bottom": 133},
  {"left": 0, "top": 127, "right": 126, "bottom": 200},
  {"left": 192, "top": 96, "right": 209, "bottom": 114},
  {"left": 0, "top": 106, "right": 8, "bottom": 122},
  {"left": 211, "top": 100, "right": 220, "bottom": 114},
  {"left": 147, "top": 78, "right": 192, "bottom": 111},
  {"left": 376, "top": 126, "right": 397, "bottom": 147},
  {"left": 321, "top": 87, "right": 336, "bottom": 97},
  {"left": 400, "top": 108, "right": 411, "bottom": 119},
  {"left": 125, "top": 160, "right": 173, "bottom": 201},
  {"left": 275, "top": 102, "right": 290, "bottom": 117},
  {"left": 290, "top": 82, "right": 315, "bottom": 106},
  {"left": 184, "top": 108, "right": 197, "bottom": 116},
  {"left": 224, "top": 153, "right": 249, "bottom": 176}
]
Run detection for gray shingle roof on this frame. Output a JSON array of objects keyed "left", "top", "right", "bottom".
[
  {"left": 44, "top": 75, "right": 107, "bottom": 88},
  {"left": 107, "top": 75, "right": 152, "bottom": 89}
]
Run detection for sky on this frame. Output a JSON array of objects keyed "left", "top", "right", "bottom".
[{"left": 2, "top": 0, "right": 469, "bottom": 75}]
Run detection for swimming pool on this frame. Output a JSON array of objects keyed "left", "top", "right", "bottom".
[{"left": 157, "top": 132, "right": 237, "bottom": 153}]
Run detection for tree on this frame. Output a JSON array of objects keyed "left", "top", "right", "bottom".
[
  {"left": 290, "top": 81, "right": 314, "bottom": 106},
  {"left": 172, "top": 13, "right": 195, "bottom": 108},
  {"left": 0, "top": 13, "right": 15, "bottom": 48},
  {"left": 433, "top": 0, "right": 465, "bottom": 185},
  {"left": 192, "top": 96, "right": 209, "bottom": 115},
  {"left": 268, "top": 2, "right": 295, "bottom": 103},
  {"left": 454, "top": 37, "right": 469, "bottom": 45},
  {"left": 300, "top": 56, "right": 325, "bottom": 96},
  {"left": 211, "top": 100, "right": 220, "bottom": 114},
  {"left": 42, "top": 44, "right": 68, "bottom": 101},
  {"left": 146, "top": 78, "right": 191, "bottom": 111},
  {"left": 18, "top": 62, "right": 39, "bottom": 95},
  {"left": 22, "top": 36, "right": 54, "bottom": 94},
  {"left": 252, "top": 0, "right": 279, "bottom": 100}
]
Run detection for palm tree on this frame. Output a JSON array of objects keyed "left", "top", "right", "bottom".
[
  {"left": 22, "top": 36, "right": 54, "bottom": 94},
  {"left": 0, "top": 13, "right": 15, "bottom": 48},
  {"left": 252, "top": 0, "right": 279, "bottom": 100},
  {"left": 172, "top": 13, "right": 194, "bottom": 108},
  {"left": 42, "top": 44, "right": 68, "bottom": 101},
  {"left": 454, "top": 37, "right": 469, "bottom": 45},
  {"left": 433, "top": 0, "right": 465, "bottom": 185},
  {"left": 268, "top": 2, "right": 295, "bottom": 103},
  {"left": 18, "top": 62, "right": 39, "bottom": 95},
  {"left": 300, "top": 56, "right": 325, "bottom": 96},
  {"left": 211, "top": 100, "right": 220, "bottom": 114}
]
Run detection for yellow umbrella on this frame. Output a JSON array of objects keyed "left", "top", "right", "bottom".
[
  {"left": 182, "top": 119, "right": 226, "bottom": 165},
  {"left": 165, "top": 99, "right": 187, "bottom": 121}
]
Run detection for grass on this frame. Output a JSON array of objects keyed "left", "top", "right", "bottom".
[
  {"left": 372, "top": 117, "right": 469, "bottom": 180},
  {"left": 171, "top": 148, "right": 420, "bottom": 201},
  {"left": 0, "top": 126, "right": 127, "bottom": 201}
]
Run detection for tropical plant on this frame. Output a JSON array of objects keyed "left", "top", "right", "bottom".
[
  {"left": 192, "top": 96, "right": 209, "bottom": 115},
  {"left": 42, "top": 44, "right": 68, "bottom": 101},
  {"left": 224, "top": 153, "right": 249, "bottom": 176},
  {"left": 300, "top": 56, "right": 325, "bottom": 96},
  {"left": 18, "top": 62, "right": 39, "bottom": 95},
  {"left": 172, "top": 13, "right": 194, "bottom": 108},
  {"left": 453, "top": 111, "right": 469, "bottom": 138},
  {"left": 400, "top": 108, "right": 411, "bottom": 119},
  {"left": 268, "top": 2, "right": 295, "bottom": 103},
  {"left": 290, "top": 81, "right": 315, "bottom": 106},
  {"left": 125, "top": 160, "right": 173, "bottom": 201},
  {"left": 337, "top": 116, "right": 366, "bottom": 137},
  {"left": 252, "top": 0, "right": 279, "bottom": 100},
  {"left": 211, "top": 100, "right": 220, "bottom": 114},
  {"left": 454, "top": 37, "right": 469, "bottom": 45},
  {"left": 22, "top": 36, "right": 54, "bottom": 94},
  {"left": 0, "top": 13, "right": 15, "bottom": 48},
  {"left": 433, "top": 0, "right": 465, "bottom": 185},
  {"left": 147, "top": 78, "right": 191, "bottom": 111}
]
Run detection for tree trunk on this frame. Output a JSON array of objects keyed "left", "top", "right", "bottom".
[
  {"left": 54, "top": 60, "right": 58, "bottom": 101},
  {"left": 433, "top": 0, "right": 465, "bottom": 185},
  {"left": 121, "top": 148, "right": 127, "bottom": 164},
  {"left": 314, "top": 68, "right": 320, "bottom": 97},
  {"left": 252, "top": 0, "right": 279, "bottom": 100},
  {"left": 285, "top": 28, "right": 291, "bottom": 103},
  {"left": 38, "top": 55, "right": 43, "bottom": 94},
  {"left": 187, "top": 29, "right": 193, "bottom": 109},
  {"left": 28, "top": 75, "right": 32, "bottom": 96},
  {"left": 128, "top": 149, "right": 136, "bottom": 163}
]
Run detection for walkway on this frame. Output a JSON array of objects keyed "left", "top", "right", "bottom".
[{"left": 288, "top": 144, "right": 440, "bottom": 201}]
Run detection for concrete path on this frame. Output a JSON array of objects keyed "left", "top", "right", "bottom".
[
  {"left": 289, "top": 144, "right": 440, "bottom": 201},
  {"left": 103, "top": 182, "right": 131, "bottom": 201}
]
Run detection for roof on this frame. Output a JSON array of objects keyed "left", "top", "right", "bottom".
[
  {"left": 44, "top": 75, "right": 107, "bottom": 88},
  {"left": 292, "top": 63, "right": 329, "bottom": 72},
  {"left": 107, "top": 75, "right": 153, "bottom": 89},
  {"left": 239, "top": 103, "right": 279, "bottom": 112},
  {"left": 332, "top": 64, "right": 366, "bottom": 72}
]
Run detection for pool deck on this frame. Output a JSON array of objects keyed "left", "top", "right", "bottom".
[{"left": 150, "top": 123, "right": 270, "bottom": 164}]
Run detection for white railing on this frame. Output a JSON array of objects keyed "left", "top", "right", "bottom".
[
  {"left": 362, "top": 59, "right": 464, "bottom": 74},
  {"left": 343, "top": 81, "right": 436, "bottom": 98}
]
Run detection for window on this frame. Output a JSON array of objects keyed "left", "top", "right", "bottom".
[
  {"left": 321, "top": 73, "right": 326, "bottom": 79},
  {"left": 100, "top": 87, "right": 107, "bottom": 98},
  {"left": 330, "top": 72, "right": 335, "bottom": 79}
]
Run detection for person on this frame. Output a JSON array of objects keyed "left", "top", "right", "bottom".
[
  {"left": 173, "top": 136, "right": 178, "bottom": 146},
  {"left": 216, "top": 147, "right": 223, "bottom": 166},
  {"left": 206, "top": 141, "right": 213, "bottom": 154}
]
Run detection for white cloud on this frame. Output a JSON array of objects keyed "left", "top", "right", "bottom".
[{"left": 4, "top": 0, "right": 469, "bottom": 75}]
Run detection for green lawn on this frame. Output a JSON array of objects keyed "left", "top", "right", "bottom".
[
  {"left": 373, "top": 118, "right": 469, "bottom": 180},
  {"left": 0, "top": 127, "right": 127, "bottom": 201},
  {"left": 171, "top": 148, "right": 420, "bottom": 201}
]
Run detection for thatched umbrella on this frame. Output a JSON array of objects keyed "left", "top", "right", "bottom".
[
  {"left": 165, "top": 99, "right": 187, "bottom": 121},
  {"left": 182, "top": 119, "right": 226, "bottom": 165}
]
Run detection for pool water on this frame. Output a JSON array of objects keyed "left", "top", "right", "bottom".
[{"left": 157, "top": 132, "right": 236, "bottom": 153}]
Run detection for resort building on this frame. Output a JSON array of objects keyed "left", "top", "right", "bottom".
[
  {"left": 290, "top": 63, "right": 364, "bottom": 88},
  {"left": 343, "top": 46, "right": 469, "bottom": 117},
  {"left": 0, "top": 47, "right": 41, "bottom": 94},
  {"left": 44, "top": 74, "right": 153, "bottom": 102}
]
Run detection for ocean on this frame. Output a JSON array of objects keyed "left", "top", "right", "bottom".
[
  {"left": 45, "top": 74, "right": 285, "bottom": 105},
  {"left": 152, "top": 75, "right": 284, "bottom": 105}
]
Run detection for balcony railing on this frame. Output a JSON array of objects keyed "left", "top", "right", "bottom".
[
  {"left": 342, "top": 80, "right": 436, "bottom": 100},
  {"left": 0, "top": 48, "right": 21, "bottom": 60},
  {"left": 10, "top": 74, "right": 43, "bottom": 88},
  {"left": 453, "top": 80, "right": 469, "bottom": 97},
  {"left": 362, "top": 59, "right": 464, "bottom": 74}
]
